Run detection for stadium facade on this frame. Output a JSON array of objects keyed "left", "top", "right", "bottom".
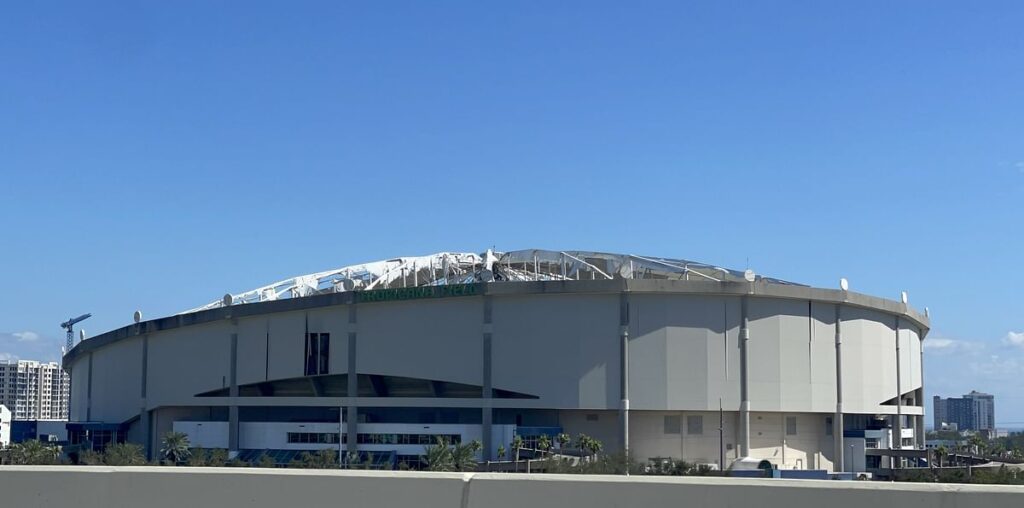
[{"left": 62, "top": 249, "right": 928, "bottom": 471}]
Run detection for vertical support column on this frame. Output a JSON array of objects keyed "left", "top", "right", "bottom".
[
  {"left": 738, "top": 296, "right": 751, "bottom": 458},
  {"left": 834, "top": 305, "right": 844, "bottom": 472},
  {"left": 346, "top": 303, "right": 358, "bottom": 456},
  {"left": 918, "top": 328, "right": 925, "bottom": 450},
  {"left": 894, "top": 317, "right": 902, "bottom": 458},
  {"left": 619, "top": 292, "right": 630, "bottom": 468},
  {"left": 228, "top": 332, "right": 239, "bottom": 457},
  {"left": 482, "top": 294, "right": 494, "bottom": 461},
  {"left": 141, "top": 335, "right": 150, "bottom": 459},
  {"left": 86, "top": 352, "right": 93, "bottom": 422}
]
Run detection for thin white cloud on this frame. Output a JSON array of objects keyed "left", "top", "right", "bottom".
[
  {"left": 12, "top": 331, "right": 40, "bottom": 342},
  {"left": 925, "top": 338, "right": 957, "bottom": 350},
  {"left": 0, "top": 352, "right": 16, "bottom": 362},
  {"left": 1003, "top": 331, "right": 1024, "bottom": 348}
]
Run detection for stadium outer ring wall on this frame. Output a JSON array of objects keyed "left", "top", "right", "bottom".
[{"left": 63, "top": 278, "right": 928, "bottom": 470}]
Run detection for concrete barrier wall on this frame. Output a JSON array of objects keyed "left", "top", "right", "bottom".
[{"left": 0, "top": 467, "right": 1021, "bottom": 508}]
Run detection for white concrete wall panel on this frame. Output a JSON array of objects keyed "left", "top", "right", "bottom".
[
  {"left": 901, "top": 325, "right": 923, "bottom": 395},
  {"left": 69, "top": 354, "right": 90, "bottom": 421},
  {"left": 492, "top": 294, "right": 620, "bottom": 408},
  {"left": 359, "top": 298, "right": 482, "bottom": 387},
  {"left": 147, "top": 322, "right": 232, "bottom": 404},
  {"left": 841, "top": 307, "right": 897, "bottom": 414},
  {"left": 89, "top": 337, "right": 143, "bottom": 423},
  {"left": 809, "top": 302, "right": 838, "bottom": 411},
  {"left": 266, "top": 311, "right": 306, "bottom": 381},
  {"left": 236, "top": 316, "right": 270, "bottom": 386}
]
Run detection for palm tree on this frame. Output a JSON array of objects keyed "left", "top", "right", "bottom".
[
  {"left": 968, "top": 434, "right": 986, "bottom": 456},
  {"left": 453, "top": 440, "right": 482, "bottom": 472},
  {"left": 160, "top": 431, "right": 192, "bottom": 465},
  {"left": 5, "top": 440, "right": 61, "bottom": 465},
  {"left": 511, "top": 435, "right": 524, "bottom": 468},
  {"left": 556, "top": 433, "right": 570, "bottom": 451},
  {"left": 537, "top": 435, "right": 552, "bottom": 457},
  {"left": 497, "top": 445, "right": 506, "bottom": 461},
  {"left": 575, "top": 434, "right": 603, "bottom": 461},
  {"left": 935, "top": 445, "right": 947, "bottom": 468},
  {"left": 422, "top": 436, "right": 456, "bottom": 472}
]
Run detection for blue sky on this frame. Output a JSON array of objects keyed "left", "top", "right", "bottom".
[{"left": 1, "top": 2, "right": 1022, "bottom": 424}]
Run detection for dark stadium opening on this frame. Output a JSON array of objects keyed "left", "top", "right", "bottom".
[{"left": 196, "top": 373, "right": 538, "bottom": 399}]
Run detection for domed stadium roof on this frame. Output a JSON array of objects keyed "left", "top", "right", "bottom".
[{"left": 182, "top": 249, "right": 801, "bottom": 314}]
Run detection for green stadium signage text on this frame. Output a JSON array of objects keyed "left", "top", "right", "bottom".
[{"left": 355, "top": 283, "right": 478, "bottom": 303}]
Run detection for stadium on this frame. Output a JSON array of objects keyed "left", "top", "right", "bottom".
[{"left": 62, "top": 249, "right": 928, "bottom": 471}]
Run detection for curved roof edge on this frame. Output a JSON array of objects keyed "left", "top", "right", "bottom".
[{"left": 65, "top": 278, "right": 929, "bottom": 369}]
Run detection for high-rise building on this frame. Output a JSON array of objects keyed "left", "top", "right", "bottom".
[
  {"left": 933, "top": 391, "right": 995, "bottom": 432},
  {"left": 0, "top": 360, "right": 70, "bottom": 421}
]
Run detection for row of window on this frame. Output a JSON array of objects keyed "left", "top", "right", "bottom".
[
  {"left": 286, "top": 432, "right": 463, "bottom": 446},
  {"left": 662, "top": 415, "right": 830, "bottom": 436}
]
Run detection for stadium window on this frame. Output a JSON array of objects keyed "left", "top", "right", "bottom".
[
  {"left": 319, "top": 333, "right": 330, "bottom": 375},
  {"left": 664, "top": 415, "right": 681, "bottom": 435},
  {"left": 305, "top": 333, "right": 330, "bottom": 376},
  {"left": 686, "top": 415, "right": 703, "bottom": 435},
  {"left": 786, "top": 416, "right": 797, "bottom": 436}
]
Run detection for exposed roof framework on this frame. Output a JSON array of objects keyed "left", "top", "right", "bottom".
[{"left": 182, "top": 249, "right": 801, "bottom": 314}]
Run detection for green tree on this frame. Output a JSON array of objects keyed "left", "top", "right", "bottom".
[
  {"left": 422, "top": 437, "right": 456, "bottom": 472},
  {"left": 575, "top": 434, "right": 602, "bottom": 460},
  {"left": 511, "top": 435, "right": 524, "bottom": 466},
  {"left": 537, "top": 435, "right": 552, "bottom": 456},
  {"left": 556, "top": 433, "right": 571, "bottom": 451},
  {"left": 453, "top": 440, "right": 482, "bottom": 472},
  {"left": 160, "top": 431, "right": 192, "bottom": 465},
  {"left": 496, "top": 445, "right": 506, "bottom": 460},
  {"left": 103, "top": 443, "right": 147, "bottom": 466},
  {"left": 935, "top": 445, "right": 948, "bottom": 468}
]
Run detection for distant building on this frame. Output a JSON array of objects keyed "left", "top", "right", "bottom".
[
  {"left": 0, "top": 360, "right": 70, "bottom": 421},
  {"left": 933, "top": 391, "right": 995, "bottom": 432},
  {"left": 1, "top": 405, "right": 11, "bottom": 447}
]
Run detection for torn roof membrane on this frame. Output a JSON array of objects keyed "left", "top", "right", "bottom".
[{"left": 181, "top": 249, "right": 801, "bottom": 314}]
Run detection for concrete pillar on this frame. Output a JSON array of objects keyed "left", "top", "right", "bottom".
[
  {"left": 347, "top": 331, "right": 358, "bottom": 456},
  {"left": 738, "top": 296, "right": 751, "bottom": 457},
  {"left": 86, "top": 353, "right": 93, "bottom": 422},
  {"left": 228, "top": 332, "right": 239, "bottom": 457},
  {"left": 834, "top": 304, "right": 844, "bottom": 472},
  {"left": 619, "top": 293, "right": 630, "bottom": 466},
  {"left": 918, "top": 329, "right": 926, "bottom": 450},
  {"left": 482, "top": 295, "right": 493, "bottom": 461},
  {"left": 894, "top": 317, "right": 902, "bottom": 454},
  {"left": 141, "top": 335, "right": 150, "bottom": 459}
]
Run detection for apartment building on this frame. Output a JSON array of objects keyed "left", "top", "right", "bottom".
[{"left": 0, "top": 360, "right": 70, "bottom": 421}]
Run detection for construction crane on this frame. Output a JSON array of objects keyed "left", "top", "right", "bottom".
[{"left": 60, "top": 313, "right": 91, "bottom": 351}]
